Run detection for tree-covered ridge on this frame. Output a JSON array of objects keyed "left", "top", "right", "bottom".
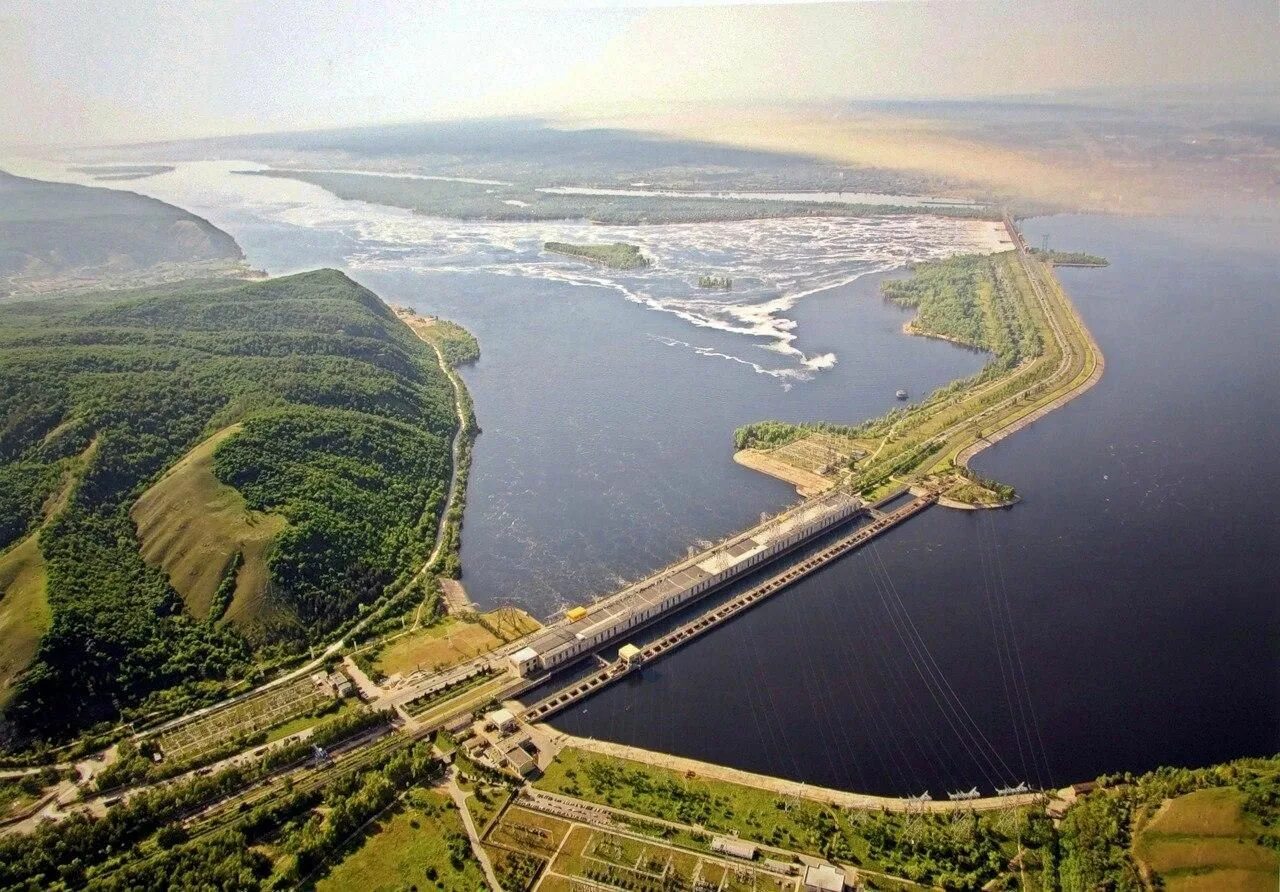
[
  {"left": 0, "top": 171, "right": 244, "bottom": 297},
  {"left": 0, "top": 270, "right": 459, "bottom": 739}
]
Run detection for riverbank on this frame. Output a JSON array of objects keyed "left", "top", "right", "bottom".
[{"left": 735, "top": 220, "right": 1104, "bottom": 507}]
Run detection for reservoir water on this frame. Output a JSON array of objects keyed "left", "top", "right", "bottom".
[
  {"left": 6, "top": 158, "right": 1276, "bottom": 794},
  {"left": 556, "top": 213, "right": 1280, "bottom": 794}
]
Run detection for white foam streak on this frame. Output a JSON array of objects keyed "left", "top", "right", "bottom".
[{"left": 0, "top": 157, "right": 1011, "bottom": 384}]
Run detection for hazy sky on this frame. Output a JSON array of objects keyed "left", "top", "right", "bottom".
[{"left": 2, "top": 0, "right": 1277, "bottom": 147}]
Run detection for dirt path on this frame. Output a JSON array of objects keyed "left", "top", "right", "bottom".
[{"left": 447, "top": 770, "right": 504, "bottom": 891}]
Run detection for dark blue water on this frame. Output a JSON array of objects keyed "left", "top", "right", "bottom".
[
  {"left": 558, "top": 214, "right": 1280, "bottom": 794},
  {"left": 372, "top": 267, "right": 984, "bottom": 615}
]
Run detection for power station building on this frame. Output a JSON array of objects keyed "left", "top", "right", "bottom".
[{"left": 509, "top": 489, "right": 862, "bottom": 677}]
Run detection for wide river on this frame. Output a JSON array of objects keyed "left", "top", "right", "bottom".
[{"left": 7, "top": 160, "right": 1277, "bottom": 795}]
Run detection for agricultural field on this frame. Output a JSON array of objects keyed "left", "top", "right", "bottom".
[
  {"left": 1134, "top": 788, "right": 1279, "bottom": 891},
  {"left": 315, "top": 788, "right": 486, "bottom": 892},
  {"left": 374, "top": 607, "right": 539, "bottom": 678},
  {"left": 155, "top": 675, "right": 334, "bottom": 762}
]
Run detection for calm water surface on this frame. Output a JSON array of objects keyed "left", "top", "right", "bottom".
[{"left": 558, "top": 214, "right": 1280, "bottom": 794}]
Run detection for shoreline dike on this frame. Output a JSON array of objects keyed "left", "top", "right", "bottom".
[{"left": 543, "top": 730, "right": 1046, "bottom": 813}]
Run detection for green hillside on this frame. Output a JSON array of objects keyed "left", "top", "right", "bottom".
[{"left": 0, "top": 270, "right": 460, "bottom": 739}]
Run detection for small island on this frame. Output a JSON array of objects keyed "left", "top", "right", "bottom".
[
  {"left": 544, "top": 241, "right": 651, "bottom": 269},
  {"left": 1029, "top": 248, "right": 1109, "bottom": 267},
  {"left": 697, "top": 274, "right": 732, "bottom": 289}
]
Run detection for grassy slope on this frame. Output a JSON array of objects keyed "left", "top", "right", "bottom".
[
  {"left": 373, "top": 608, "right": 541, "bottom": 678},
  {"left": 314, "top": 788, "right": 486, "bottom": 892},
  {"left": 1134, "top": 788, "right": 1279, "bottom": 891},
  {"left": 131, "top": 423, "right": 289, "bottom": 631},
  {"left": 0, "top": 535, "right": 50, "bottom": 705},
  {"left": 0, "top": 439, "right": 97, "bottom": 704},
  {"left": 0, "top": 269, "right": 465, "bottom": 737}
]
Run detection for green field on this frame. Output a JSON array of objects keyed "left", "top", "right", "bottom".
[
  {"left": 463, "top": 782, "right": 512, "bottom": 836},
  {"left": 315, "top": 788, "right": 486, "bottom": 892},
  {"left": 1134, "top": 788, "right": 1279, "bottom": 891},
  {"left": 0, "top": 535, "right": 50, "bottom": 705}
]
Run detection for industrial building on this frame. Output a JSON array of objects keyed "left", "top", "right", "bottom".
[
  {"left": 509, "top": 489, "right": 862, "bottom": 677},
  {"left": 803, "top": 863, "right": 846, "bottom": 892}
]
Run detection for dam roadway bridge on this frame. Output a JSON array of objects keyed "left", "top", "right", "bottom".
[{"left": 518, "top": 490, "right": 938, "bottom": 724}]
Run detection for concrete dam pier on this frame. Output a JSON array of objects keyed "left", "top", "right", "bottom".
[{"left": 517, "top": 489, "right": 938, "bottom": 722}]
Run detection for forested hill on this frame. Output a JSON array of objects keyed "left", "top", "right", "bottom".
[
  {"left": 0, "top": 270, "right": 459, "bottom": 739},
  {"left": 0, "top": 171, "right": 245, "bottom": 298}
]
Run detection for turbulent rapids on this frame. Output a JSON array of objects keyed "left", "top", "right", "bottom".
[{"left": 2, "top": 158, "right": 1006, "bottom": 381}]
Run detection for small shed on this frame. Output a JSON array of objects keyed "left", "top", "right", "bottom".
[
  {"left": 711, "top": 836, "right": 757, "bottom": 860},
  {"left": 618, "top": 643, "right": 643, "bottom": 667},
  {"left": 327, "top": 672, "right": 354, "bottom": 698}
]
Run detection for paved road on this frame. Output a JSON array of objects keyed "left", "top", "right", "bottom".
[{"left": 447, "top": 769, "right": 504, "bottom": 891}]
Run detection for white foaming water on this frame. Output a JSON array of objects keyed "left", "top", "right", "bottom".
[{"left": 0, "top": 157, "right": 1009, "bottom": 381}]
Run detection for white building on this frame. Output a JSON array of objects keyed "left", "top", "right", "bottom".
[
  {"left": 485, "top": 708, "right": 518, "bottom": 733},
  {"left": 803, "top": 864, "right": 845, "bottom": 892},
  {"left": 509, "top": 490, "right": 862, "bottom": 677},
  {"left": 711, "top": 836, "right": 757, "bottom": 860}
]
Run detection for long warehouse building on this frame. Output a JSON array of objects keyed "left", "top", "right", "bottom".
[{"left": 509, "top": 488, "right": 863, "bottom": 677}]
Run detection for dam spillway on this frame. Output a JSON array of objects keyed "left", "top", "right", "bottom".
[{"left": 519, "top": 490, "right": 938, "bottom": 723}]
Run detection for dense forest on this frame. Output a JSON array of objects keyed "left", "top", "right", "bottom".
[
  {"left": 1028, "top": 248, "right": 1108, "bottom": 267},
  {"left": 0, "top": 171, "right": 244, "bottom": 296},
  {"left": 881, "top": 252, "right": 1040, "bottom": 370},
  {"left": 0, "top": 270, "right": 460, "bottom": 740}
]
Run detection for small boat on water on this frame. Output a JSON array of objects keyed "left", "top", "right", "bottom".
[{"left": 895, "top": 389, "right": 909, "bottom": 400}]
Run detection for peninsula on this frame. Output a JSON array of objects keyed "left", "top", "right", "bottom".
[{"left": 735, "top": 217, "right": 1103, "bottom": 508}]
